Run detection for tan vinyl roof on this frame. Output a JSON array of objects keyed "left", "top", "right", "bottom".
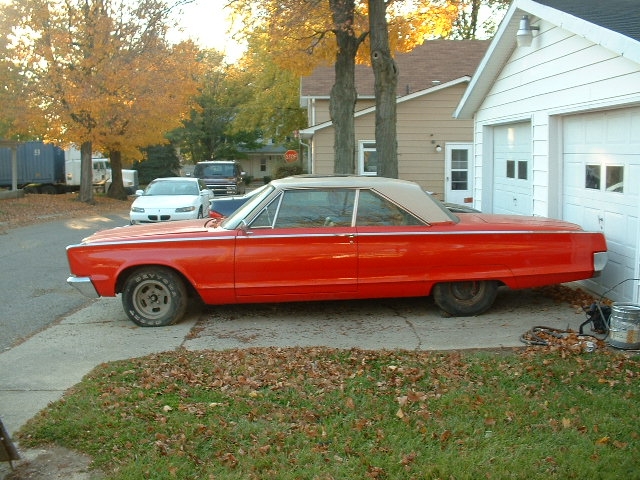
[{"left": 271, "top": 175, "right": 455, "bottom": 223}]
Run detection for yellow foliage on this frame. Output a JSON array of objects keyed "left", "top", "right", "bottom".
[
  {"left": 229, "top": 0, "right": 459, "bottom": 73},
  {"left": 2, "top": 0, "right": 201, "bottom": 161}
]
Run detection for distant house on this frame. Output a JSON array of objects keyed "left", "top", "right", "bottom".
[
  {"left": 454, "top": 0, "right": 640, "bottom": 303},
  {"left": 299, "top": 40, "right": 488, "bottom": 202},
  {"left": 237, "top": 142, "right": 288, "bottom": 182}
]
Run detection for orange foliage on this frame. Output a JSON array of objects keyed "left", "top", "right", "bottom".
[
  {"left": 229, "top": 0, "right": 459, "bottom": 73},
  {"left": 3, "top": 0, "right": 202, "bottom": 161}
]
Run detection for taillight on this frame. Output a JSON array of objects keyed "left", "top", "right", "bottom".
[{"left": 209, "top": 210, "right": 224, "bottom": 219}]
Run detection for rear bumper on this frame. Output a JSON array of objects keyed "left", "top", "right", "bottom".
[
  {"left": 593, "top": 251, "right": 608, "bottom": 276},
  {"left": 67, "top": 276, "right": 100, "bottom": 298}
]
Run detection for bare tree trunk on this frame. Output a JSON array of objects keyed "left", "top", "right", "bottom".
[
  {"left": 107, "top": 150, "right": 128, "bottom": 200},
  {"left": 79, "top": 141, "right": 94, "bottom": 204},
  {"left": 329, "top": 0, "right": 363, "bottom": 174},
  {"left": 369, "top": 0, "right": 398, "bottom": 178}
]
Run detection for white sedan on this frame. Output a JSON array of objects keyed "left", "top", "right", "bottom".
[{"left": 130, "top": 177, "right": 214, "bottom": 224}]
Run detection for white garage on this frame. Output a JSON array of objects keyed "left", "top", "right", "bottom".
[
  {"left": 454, "top": 0, "right": 640, "bottom": 303},
  {"left": 562, "top": 108, "right": 640, "bottom": 301},
  {"left": 492, "top": 122, "right": 533, "bottom": 215}
]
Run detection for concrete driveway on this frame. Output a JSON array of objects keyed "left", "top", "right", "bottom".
[{"left": 0, "top": 284, "right": 591, "bottom": 439}]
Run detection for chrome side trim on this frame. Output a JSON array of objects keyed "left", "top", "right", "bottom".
[
  {"left": 67, "top": 276, "right": 100, "bottom": 298},
  {"left": 67, "top": 229, "right": 602, "bottom": 247}
]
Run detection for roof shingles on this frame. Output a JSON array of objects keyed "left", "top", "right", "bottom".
[{"left": 301, "top": 40, "right": 489, "bottom": 98}]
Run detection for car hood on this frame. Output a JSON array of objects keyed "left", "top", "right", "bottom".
[
  {"left": 132, "top": 195, "right": 198, "bottom": 208},
  {"left": 79, "top": 219, "right": 219, "bottom": 244},
  {"left": 457, "top": 213, "right": 584, "bottom": 231}
]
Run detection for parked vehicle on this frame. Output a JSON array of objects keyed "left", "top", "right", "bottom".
[
  {"left": 209, "top": 186, "right": 266, "bottom": 219},
  {"left": 129, "top": 177, "right": 213, "bottom": 224},
  {"left": 0, "top": 141, "right": 138, "bottom": 194},
  {"left": 193, "top": 160, "right": 246, "bottom": 196},
  {"left": 209, "top": 186, "right": 478, "bottom": 220},
  {"left": 67, "top": 175, "right": 607, "bottom": 327}
]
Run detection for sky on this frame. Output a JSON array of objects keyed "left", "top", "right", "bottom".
[
  {"left": 0, "top": 0, "right": 246, "bottom": 62},
  {"left": 168, "top": 0, "right": 246, "bottom": 62}
]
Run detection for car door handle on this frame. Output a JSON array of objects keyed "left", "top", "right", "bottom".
[{"left": 333, "top": 233, "right": 356, "bottom": 243}]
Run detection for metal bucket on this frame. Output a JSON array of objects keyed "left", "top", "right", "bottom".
[{"left": 607, "top": 303, "right": 640, "bottom": 350}]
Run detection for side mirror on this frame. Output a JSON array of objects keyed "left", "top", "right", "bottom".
[{"left": 135, "top": 189, "right": 144, "bottom": 196}]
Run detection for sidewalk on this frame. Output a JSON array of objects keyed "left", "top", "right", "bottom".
[{"left": 0, "top": 299, "right": 199, "bottom": 438}]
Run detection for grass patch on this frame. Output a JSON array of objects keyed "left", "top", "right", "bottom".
[{"left": 17, "top": 347, "right": 640, "bottom": 479}]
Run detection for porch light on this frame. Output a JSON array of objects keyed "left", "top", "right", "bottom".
[{"left": 516, "top": 15, "right": 539, "bottom": 47}]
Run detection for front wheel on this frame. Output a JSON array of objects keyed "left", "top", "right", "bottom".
[
  {"left": 121, "top": 267, "right": 188, "bottom": 326},
  {"left": 432, "top": 280, "right": 498, "bottom": 317}
]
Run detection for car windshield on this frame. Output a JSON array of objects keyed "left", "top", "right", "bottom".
[
  {"left": 145, "top": 180, "right": 198, "bottom": 196},
  {"left": 220, "top": 184, "right": 273, "bottom": 229},
  {"left": 196, "top": 163, "right": 235, "bottom": 177}
]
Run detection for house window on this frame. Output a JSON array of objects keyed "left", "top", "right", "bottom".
[
  {"left": 585, "top": 165, "right": 601, "bottom": 189},
  {"left": 606, "top": 166, "right": 624, "bottom": 193},
  {"left": 359, "top": 142, "right": 378, "bottom": 175},
  {"left": 585, "top": 164, "right": 623, "bottom": 193},
  {"left": 506, "top": 160, "right": 528, "bottom": 180},
  {"left": 260, "top": 159, "right": 266, "bottom": 172}
]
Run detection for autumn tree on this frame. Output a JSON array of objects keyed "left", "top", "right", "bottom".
[
  {"left": 449, "top": 0, "right": 510, "bottom": 39},
  {"left": 169, "top": 49, "right": 261, "bottom": 163},
  {"left": 368, "top": 0, "right": 397, "bottom": 178},
  {"left": 2, "top": 0, "right": 200, "bottom": 201},
  {"left": 227, "top": 32, "right": 307, "bottom": 144},
  {"left": 229, "top": 0, "right": 457, "bottom": 175}
]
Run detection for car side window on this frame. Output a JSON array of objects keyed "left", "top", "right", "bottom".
[
  {"left": 243, "top": 189, "right": 354, "bottom": 229},
  {"left": 250, "top": 195, "right": 281, "bottom": 228},
  {"left": 274, "top": 189, "right": 355, "bottom": 228},
  {"left": 356, "top": 190, "right": 424, "bottom": 226}
]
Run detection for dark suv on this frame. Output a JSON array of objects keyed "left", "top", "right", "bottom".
[{"left": 193, "top": 160, "right": 246, "bottom": 196}]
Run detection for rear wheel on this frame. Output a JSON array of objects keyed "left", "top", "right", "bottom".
[
  {"left": 121, "top": 267, "right": 188, "bottom": 326},
  {"left": 433, "top": 280, "right": 498, "bottom": 316}
]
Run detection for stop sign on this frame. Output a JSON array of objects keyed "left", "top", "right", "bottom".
[{"left": 284, "top": 150, "right": 298, "bottom": 163}]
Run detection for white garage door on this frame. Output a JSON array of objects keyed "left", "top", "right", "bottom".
[
  {"left": 493, "top": 122, "right": 533, "bottom": 215},
  {"left": 563, "top": 107, "right": 640, "bottom": 302}
]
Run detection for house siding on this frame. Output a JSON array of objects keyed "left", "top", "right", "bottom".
[
  {"left": 473, "top": 20, "right": 640, "bottom": 215},
  {"left": 312, "top": 83, "right": 474, "bottom": 197}
]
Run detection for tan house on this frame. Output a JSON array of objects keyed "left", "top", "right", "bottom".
[{"left": 299, "top": 40, "right": 488, "bottom": 202}]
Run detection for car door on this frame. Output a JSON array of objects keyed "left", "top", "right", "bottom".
[
  {"left": 355, "top": 189, "right": 432, "bottom": 298},
  {"left": 234, "top": 188, "right": 357, "bottom": 299}
]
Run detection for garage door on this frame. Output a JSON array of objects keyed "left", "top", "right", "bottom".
[
  {"left": 563, "top": 107, "right": 640, "bottom": 302},
  {"left": 493, "top": 122, "right": 533, "bottom": 215}
]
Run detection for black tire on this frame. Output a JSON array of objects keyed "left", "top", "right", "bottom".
[
  {"left": 432, "top": 280, "right": 498, "bottom": 317},
  {"left": 121, "top": 267, "right": 188, "bottom": 327}
]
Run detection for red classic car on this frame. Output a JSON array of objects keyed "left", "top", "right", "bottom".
[{"left": 66, "top": 176, "right": 608, "bottom": 327}]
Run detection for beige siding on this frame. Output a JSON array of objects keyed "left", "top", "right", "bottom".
[
  {"left": 311, "top": 98, "right": 378, "bottom": 126},
  {"left": 312, "top": 83, "right": 474, "bottom": 196}
]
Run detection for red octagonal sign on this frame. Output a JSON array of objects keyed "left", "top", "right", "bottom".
[{"left": 284, "top": 149, "right": 298, "bottom": 163}]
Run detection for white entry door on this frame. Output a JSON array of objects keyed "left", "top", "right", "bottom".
[{"left": 444, "top": 143, "right": 473, "bottom": 205}]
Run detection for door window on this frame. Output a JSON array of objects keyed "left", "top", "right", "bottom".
[
  {"left": 252, "top": 189, "right": 355, "bottom": 228},
  {"left": 356, "top": 190, "right": 424, "bottom": 226}
]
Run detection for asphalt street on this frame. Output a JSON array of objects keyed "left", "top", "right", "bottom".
[{"left": 0, "top": 211, "right": 130, "bottom": 351}]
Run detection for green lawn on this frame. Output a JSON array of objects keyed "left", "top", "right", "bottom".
[{"left": 17, "top": 346, "right": 640, "bottom": 479}]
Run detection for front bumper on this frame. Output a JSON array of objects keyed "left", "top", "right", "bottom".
[{"left": 67, "top": 276, "right": 100, "bottom": 298}]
